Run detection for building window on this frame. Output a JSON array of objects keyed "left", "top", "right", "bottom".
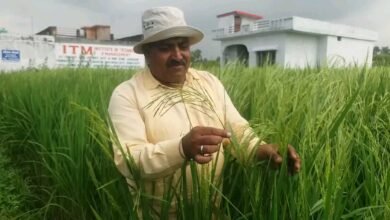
[
  {"left": 256, "top": 50, "right": 276, "bottom": 66},
  {"left": 337, "top": 36, "right": 342, "bottom": 41}
]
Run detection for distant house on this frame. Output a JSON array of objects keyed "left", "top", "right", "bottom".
[
  {"left": 214, "top": 11, "right": 378, "bottom": 68},
  {"left": 36, "top": 25, "right": 114, "bottom": 41},
  {"left": 116, "top": 34, "right": 143, "bottom": 44}
]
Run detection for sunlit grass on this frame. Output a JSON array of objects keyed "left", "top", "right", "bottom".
[{"left": 0, "top": 66, "right": 389, "bottom": 219}]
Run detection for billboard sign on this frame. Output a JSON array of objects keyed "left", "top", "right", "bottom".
[
  {"left": 55, "top": 43, "right": 144, "bottom": 69},
  {"left": 1, "top": 49, "right": 20, "bottom": 62}
]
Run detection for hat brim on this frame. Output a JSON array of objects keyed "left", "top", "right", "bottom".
[{"left": 133, "top": 26, "right": 204, "bottom": 54}]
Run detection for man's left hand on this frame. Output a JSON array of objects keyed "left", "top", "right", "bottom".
[{"left": 256, "top": 144, "right": 301, "bottom": 175}]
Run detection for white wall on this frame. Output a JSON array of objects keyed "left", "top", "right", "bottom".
[
  {"left": 325, "top": 36, "right": 373, "bottom": 67},
  {"left": 0, "top": 34, "right": 56, "bottom": 72},
  {"left": 0, "top": 34, "right": 145, "bottom": 72},
  {"left": 284, "top": 32, "right": 319, "bottom": 68},
  {"left": 317, "top": 36, "right": 328, "bottom": 67},
  {"left": 219, "top": 31, "right": 374, "bottom": 68},
  {"left": 217, "top": 16, "right": 234, "bottom": 33},
  {"left": 292, "top": 16, "right": 378, "bottom": 41},
  {"left": 241, "top": 17, "right": 256, "bottom": 26}
]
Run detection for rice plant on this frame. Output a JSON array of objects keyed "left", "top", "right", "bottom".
[{"left": 0, "top": 65, "right": 389, "bottom": 219}]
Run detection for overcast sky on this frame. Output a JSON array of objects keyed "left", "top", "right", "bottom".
[{"left": 1, "top": 0, "right": 389, "bottom": 59}]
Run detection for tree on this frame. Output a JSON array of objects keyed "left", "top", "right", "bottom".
[
  {"left": 381, "top": 46, "right": 390, "bottom": 54},
  {"left": 373, "top": 46, "right": 390, "bottom": 56},
  {"left": 0, "top": 28, "right": 7, "bottom": 34},
  {"left": 373, "top": 46, "right": 380, "bottom": 56},
  {"left": 373, "top": 46, "right": 390, "bottom": 66},
  {"left": 191, "top": 49, "right": 203, "bottom": 63}
]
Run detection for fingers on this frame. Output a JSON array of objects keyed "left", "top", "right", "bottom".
[
  {"left": 258, "top": 144, "right": 301, "bottom": 175},
  {"left": 190, "top": 144, "right": 219, "bottom": 164},
  {"left": 199, "top": 144, "right": 220, "bottom": 155},
  {"left": 257, "top": 144, "right": 278, "bottom": 161},
  {"left": 181, "top": 126, "right": 231, "bottom": 162},
  {"left": 197, "top": 135, "right": 225, "bottom": 146},
  {"left": 194, "top": 154, "right": 213, "bottom": 164},
  {"left": 192, "top": 144, "right": 220, "bottom": 164},
  {"left": 271, "top": 153, "right": 283, "bottom": 169},
  {"left": 287, "top": 145, "right": 301, "bottom": 174},
  {"left": 196, "top": 126, "right": 231, "bottom": 138}
]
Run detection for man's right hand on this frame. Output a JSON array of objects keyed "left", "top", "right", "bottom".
[{"left": 181, "top": 126, "right": 231, "bottom": 164}]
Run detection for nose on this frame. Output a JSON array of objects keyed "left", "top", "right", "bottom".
[{"left": 171, "top": 46, "right": 183, "bottom": 60}]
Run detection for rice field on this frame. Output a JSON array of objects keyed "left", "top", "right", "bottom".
[{"left": 0, "top": 65, "right": 389, "bottom": 219}]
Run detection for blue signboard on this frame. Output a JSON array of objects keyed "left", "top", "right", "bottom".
[{"left": 1, "top": 49, "right": 20, "bottom": 62}]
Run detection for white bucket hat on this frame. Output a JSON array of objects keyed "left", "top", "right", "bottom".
[{"left": 133, "top": 6, "right": 204, "bottom": 54}]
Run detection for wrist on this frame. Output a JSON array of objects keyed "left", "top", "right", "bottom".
[{"left": 256, "top": 144, "right": 268, "bottom": 160}]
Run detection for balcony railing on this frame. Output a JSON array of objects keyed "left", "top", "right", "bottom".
[{"left": 214, "top": 17, "right": 292, "bottom": 39}]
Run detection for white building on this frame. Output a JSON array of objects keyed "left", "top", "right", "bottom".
[
  {"left": 0, "top": 26, "right": 144, "bottom": 72},
  {"left": 214, "top": 11, "right": 378, "bottom": 68},
  {"left": 0, "top": 34, "right": 57, "bottom": 72}
]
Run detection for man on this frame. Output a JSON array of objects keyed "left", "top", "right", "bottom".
[{"left": 108, "top": 6, "right": 301, "bottom": 218}]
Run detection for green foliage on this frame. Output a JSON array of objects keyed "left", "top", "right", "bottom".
[
  {"left": 0, "top": 27, "right": 7, "bottom": 34},
  {"left": 373, "top": 46, "right": 390, "bottom": 66},
  {"left": 374, "top": 46, "right": 390, "bottom": 56},
  {"left": 373, "top": 54, "right": 390, "bottom": 66},
  {"left": 0, "top": 66, "right": 389, "bottom": 219},
  {"left": 190, "top": 49, "right": 220, "bottom": 68},
  {"left": 0, "top": 147, "right": 29, "bottom": 218},
  {"left": 0, "top": 68, "right": 137, "bottom": 219},
  {"left": 218, "top": 65, "right": 390, "bottom": 219},
  {"left": 191, "top": 49, "right": 203, "bottom": 63}
]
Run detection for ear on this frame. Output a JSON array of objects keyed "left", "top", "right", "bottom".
[{"left": 142, "top": 44, "right": 152, "bottom": 66}]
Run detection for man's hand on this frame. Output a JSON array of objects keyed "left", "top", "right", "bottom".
[
  {"left": 256, "top": 144, "right": 301, "bottom": 175},
  {"left": 181, "top": 126, "right": 231, "bottom": 164}
]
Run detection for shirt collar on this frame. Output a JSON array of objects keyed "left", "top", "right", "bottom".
[{"left": 143, "top": 67, "right": 200, "bottom": 90}]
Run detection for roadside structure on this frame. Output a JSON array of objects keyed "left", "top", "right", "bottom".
[
  {"left": 0, "top": 25, "right": 144, "bottom": 72},
  {"left": 214, "top": 11, "right": 378, "bottom": 68},
  {"left": 0, "top": 34, "right": 56, "bottom": 72}
]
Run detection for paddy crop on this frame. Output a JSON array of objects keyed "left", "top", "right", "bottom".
[{"left": 0, "top": 66, "right": 389, "bottom": 219}]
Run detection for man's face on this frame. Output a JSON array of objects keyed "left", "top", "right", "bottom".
[{"left": 144, "top": 37, "right": 191, "bottom": 86}]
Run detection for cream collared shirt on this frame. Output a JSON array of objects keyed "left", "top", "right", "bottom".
[{"left": 108, "top": 68, "right": 260, "bottom": 211}]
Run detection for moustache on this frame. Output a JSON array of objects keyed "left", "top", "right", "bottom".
[{"left": 166, "top": 59, "right": 187, "bottom": 68}]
